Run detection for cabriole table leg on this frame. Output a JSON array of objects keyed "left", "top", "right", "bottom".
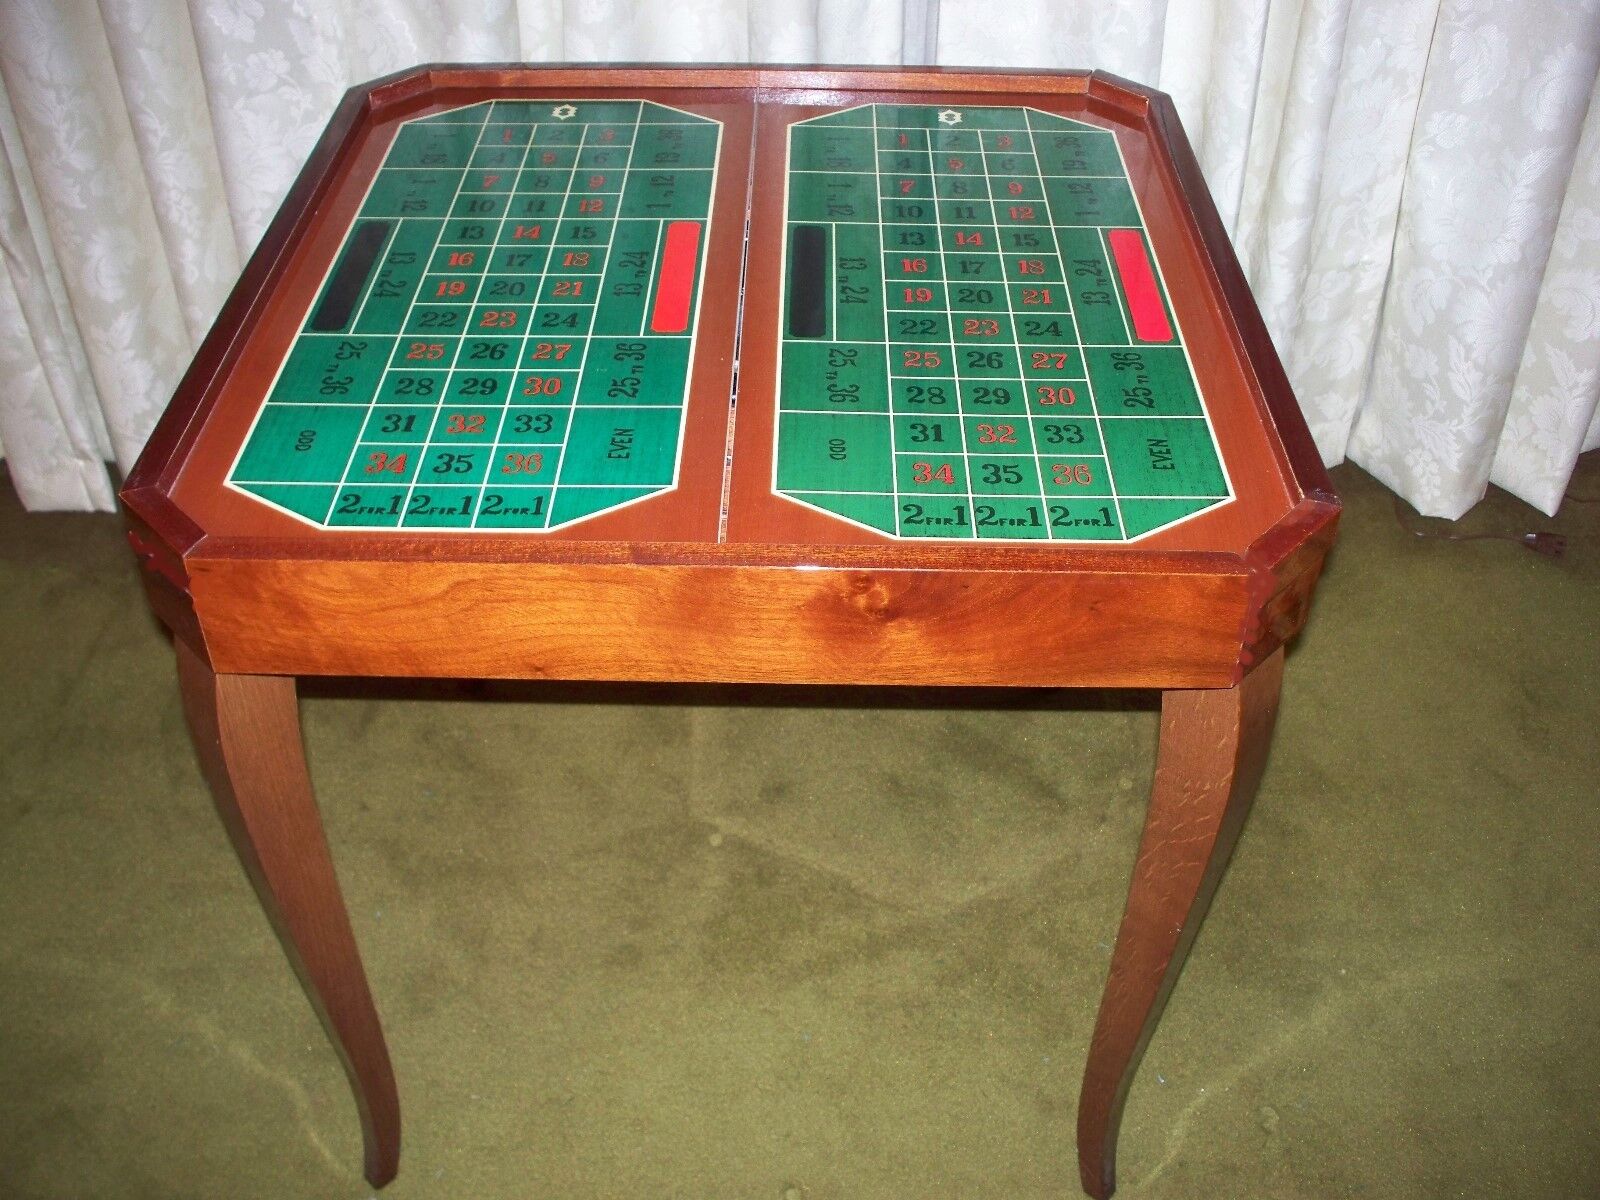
[
  {"left": 1077, "top": 648, "right": 1285, "bottom": 1198},
  {"left": 175, "top": 638, "right": 400, "bottom": 1186}
]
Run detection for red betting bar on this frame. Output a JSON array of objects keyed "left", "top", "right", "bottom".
[
  {"left": 1106, "top": 229, "right": 1173, "bottom": 343},
  {"left": 649, "top": 220, "right": 702, "bottom": 333}
]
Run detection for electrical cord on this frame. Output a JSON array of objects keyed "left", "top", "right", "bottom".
[{"left": 1392, "top": 494, "right": 1567, "bottom": 558}]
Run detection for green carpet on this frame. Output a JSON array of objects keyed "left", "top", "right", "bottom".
[{"left": 1, "top": 457, "right": 1596, "bottom": 1199}]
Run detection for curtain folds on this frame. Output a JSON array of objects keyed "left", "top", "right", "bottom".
[{"left": 1, "top": 0, "right": 1594, "bottom": 517}]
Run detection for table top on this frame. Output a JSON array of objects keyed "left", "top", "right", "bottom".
[{"left": 123, "top": 66, "right": 1338, "bottom": 690}]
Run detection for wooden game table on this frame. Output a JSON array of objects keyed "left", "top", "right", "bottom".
[{"left": 122, "top": 65, "right": 1338, "bottom": 1198}]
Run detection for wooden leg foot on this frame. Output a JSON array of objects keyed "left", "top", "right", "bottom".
[
  {"left": 1076, "top": 649, "right": 1285, "bottom": 1198},
  {"left": 176, "top": 639, "right": 401, "bottom": 1187}
]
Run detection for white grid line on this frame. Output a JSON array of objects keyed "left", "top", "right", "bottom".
[
  {"left": 225, "top": 99, "right": 720, "bottom": 533},
  {"left": 324, "top": 114, "right": 492, "bottom": 525},
  {"left": 1024, "top": 109, "right": 1125, "bottom": 538},
  {"left": 775, "top": 104, "right": 1232, "bottom": 542}
]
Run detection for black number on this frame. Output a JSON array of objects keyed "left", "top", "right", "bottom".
[
  {"left": 970, "top": 386, "right": 1011, "bottom": 405},
  {"left": 460, "top": 376, "right": 498, "bottom": 396},
  {"left": 381, "top": 414, "right": 418, "bottom": 434},
  {"left": 432, "top": 453, "right": 475, "bottom": 475},
  {"left": 512, "top": 413, "right": 555, "bottom": 434},
  {"left": 965, "top": 351, "right": 1003, "bottom": 369},
  {"left": 1041, "top": 422, "right": 1086, "bottom": 446}
]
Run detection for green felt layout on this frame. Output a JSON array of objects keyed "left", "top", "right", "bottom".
[
  {"left": 226, "top": 99, "right": 720, "bottom": 530},
  {"left": 774, "top": 104, "right": 1232, "bottom": 542}
]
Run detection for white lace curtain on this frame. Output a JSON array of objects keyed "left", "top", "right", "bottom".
[{"left": 1, "top": 0, "right": 1596, "bottom": 518}]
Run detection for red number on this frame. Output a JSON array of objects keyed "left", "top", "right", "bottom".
[
  {"left": 562, "top": 251, "right": 591, "bottom": 267},
  {"left": 501, "top": 128, "right": 513, "bottom": 143},
  {"left": 900, "top": 257, "right": 928, "bottom": 273},
  {"left": 899, "top": 178, "right": 916, "bottom": 194},
  {"left": 1008, "top": 206, "right": 1035, "bottom": 220},
  {"left": 445, "top": 413, "right": 485, "bottom": 435},
  {"left": 578, "top": 198, "right": 604, "bottom": 213},
  {"left": 481, "top": 173, "right": 501, "bottom": 188},
  {"left": 540, "top": 151, "right": 557, "bottom": 165},
  {"left": 902, "top": 349, "right": 943, "bottom": 369},
  {"left": 587, "top": 174, "right": 607, "bottom": 189},
  {"left": 434, "top": 280, "right": 467, "bottom": 297},
  {"left": 600, "top": 128, "right": 616, "bottom": 143},
  {"left": 405, "top": 342, "right": 445, "bottom": 360},
  {"left": 1017, "top": 259, "right": 1046, "bottom": 275},
  {"left": 911, "top": 461, "right": 956, "bottom": 485},
  {"left": 1021, "top": 288, "right": 1054, "bottom": 306},
  {"left": 1052, "top": 463, "right": 1094, "bottom": 485},
  {"left": 364, "top": 451, "right": 407, "bottom": 475},
  {"left": 521, "top": 375, "right": 564, "bottom": 396},
  {"left": 500, "top": 452, "right": 544, "bottom": 475},
  {"left": 996, "top": 134, "right": 1014, "bottom": 150},
  {"left": 1007, "top": 181, "right": 1024, "bottom": 195},
  {"left": 1036, "top": 385, "right": 1077, "bottom": 406},
  {"left": 479, "top": 310, "right": 517, "bottom": 328},
  {"left": 447, "top": 251, "right": 475, "bottom": 267},
  {"left": 897, "top": 133, "right": 909, "bottom": 147},
  {"left": 955, "top": 231, "right": 984, "bottom": 246},
  {"left": 552, "top": 280, "right": 585, "bottom": 297},
  {"left": 976, "top": 423, "right": 1017, "bottom": 444},
  {"left": 531, "top": 342, "right": 572, "bottom": 361},
  {"left": 962, "top": 318, "right": 1000, "bottom": 336},
  {"left": 902, "top": 287, "right": 933, "bottom": 303},
  {"left": 947, "top": 157, "right": 965, "bottom": 171},
  {"left": 512, "top": 224, "right": 543, "bottom": 240},
  {"left": 1031, "top": 351, "right": 1072, "bottom": 370}
]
